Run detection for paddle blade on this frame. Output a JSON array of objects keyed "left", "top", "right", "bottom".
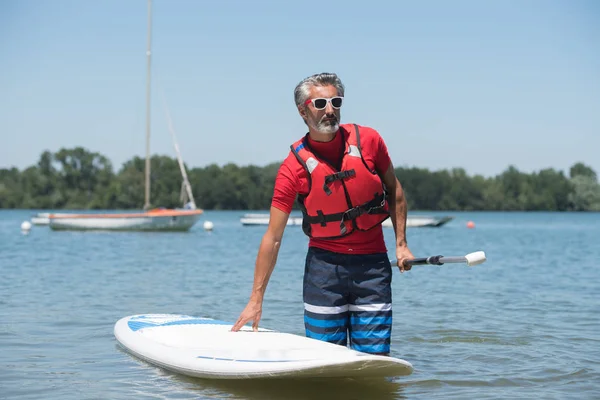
[{"left": 465, "top": 251, "right": 486, "bottom": 266}]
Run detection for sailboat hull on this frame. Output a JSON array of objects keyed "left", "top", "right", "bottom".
[
  {"left": 48, "top": 210, "right": 202, "bottom": 232},
  {"left": 381, "top": 215, "right": 454, "bottom": 228}
]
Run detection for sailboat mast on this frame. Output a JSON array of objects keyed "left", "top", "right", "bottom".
[{"left": 143, "top": 0, "right": 152, "bottom": 210}]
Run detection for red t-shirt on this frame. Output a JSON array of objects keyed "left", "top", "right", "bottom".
[{"left": 272, "top": 124, "right": 391, "bottom": 255}]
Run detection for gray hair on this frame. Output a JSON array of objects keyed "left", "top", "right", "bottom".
[{"left": 293, "top": 72, "right": 345, "bottom": 107}]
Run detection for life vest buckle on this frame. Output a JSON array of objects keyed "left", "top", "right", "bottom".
[
  {"left": 342, "top": 206, "right": 363, "bottom": 221},
  {"left": 323, "top": 169, "right": 356, "bottom": 196}
]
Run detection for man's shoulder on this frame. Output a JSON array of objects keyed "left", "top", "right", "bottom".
[
  {"left": 282, "top": 150, "right": 297, "bottom": 164},
  {"left": 275, "top": 151, "right": 308, "bottom": 192},
  {"left": 279, "top": 151, "right": 304, "bottom": 174}
]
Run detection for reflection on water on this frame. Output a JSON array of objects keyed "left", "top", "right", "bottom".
[
  {"left": 176, "top": 374, "right": 406, "bottom": 400},
  {"left": 116, "top": 342, "right": 406, "bottom": 400}
]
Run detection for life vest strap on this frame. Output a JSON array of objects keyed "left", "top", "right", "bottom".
[
  {"left": 306, "top": 191, "right": 387, "bottom": 233},
  {"left": 323, "top": 169, "right": 356, "bottom": 195}
]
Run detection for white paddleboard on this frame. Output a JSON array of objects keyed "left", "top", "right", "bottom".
[{"left": 114, "top": 314, "right": 413, "bottom": 379}]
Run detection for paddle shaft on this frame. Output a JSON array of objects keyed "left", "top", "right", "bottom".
[
  {"left": 391, "top": 255, "right": 469, "bottom": 266},
  {"left": 404, "top": 255, "right": 467, "bottom": 266},
  {"left": 392, "top": 251, "right": 486, "bottom": 268}
]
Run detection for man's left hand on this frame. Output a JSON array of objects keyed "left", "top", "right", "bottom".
[{"left": 395, "top": 245, "right": 414, "bottom": 273}]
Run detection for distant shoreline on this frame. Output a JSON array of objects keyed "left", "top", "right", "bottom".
[{"left": 1, "top": 148, "right": 599, "bottom": 212}]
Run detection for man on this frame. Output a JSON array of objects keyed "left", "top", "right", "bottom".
[{"left": 231, "top": 72, "right": 414, "bottom": 355}]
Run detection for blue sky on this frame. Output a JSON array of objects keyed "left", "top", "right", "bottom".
[{"left": 1, "top": 0, "right": 598, "bottom": 177}]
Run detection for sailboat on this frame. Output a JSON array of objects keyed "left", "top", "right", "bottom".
[{"left": 49, "top": 0, "right": 203, "bottom": 232}]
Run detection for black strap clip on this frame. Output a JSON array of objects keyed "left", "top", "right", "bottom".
[{"left": 323, "top": 169, "right": 356, "bottom": 195}]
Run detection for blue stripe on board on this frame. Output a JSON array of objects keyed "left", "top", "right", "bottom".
[
  {"left": 128, "top": 321, "right": 155, "bottom": 331},
  {"left": 350, "top": 316, "right": 393, "bottom": 326},
  {"left": 196, "top": 356, "right": 301, "bottom": 363},
  {"left": 304, "top": 315, "right": 347, "bottom": 328},
  {"left": 351, "top": 343, "right": 390, "bottom": 353},
  {"left": 305, "top": 330, "right": 347, "bottom": 342},
  {"left": 350, "top": 330, "right": 391, "bottom": 340},
  {"left": 128, "top": 318, "right": 230, "bottom": 332}
]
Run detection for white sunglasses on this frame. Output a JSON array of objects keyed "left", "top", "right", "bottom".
[{"left": 303, "top": 96, "right": 344, "bottom": 110}]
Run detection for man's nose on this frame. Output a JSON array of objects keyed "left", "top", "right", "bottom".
[{"left": 325, "top": 100, "right": 335, "bottom": 114}]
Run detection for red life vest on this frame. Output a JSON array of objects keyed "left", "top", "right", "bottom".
[{"left": 290, "top": 124, "right": 389, "bottom": 239}]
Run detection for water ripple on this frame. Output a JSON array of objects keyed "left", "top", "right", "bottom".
[{"left": 1, "top": 210, "right": 599, "bottom": 399}]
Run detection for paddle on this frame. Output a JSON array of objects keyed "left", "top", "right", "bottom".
[{"left": 392, "top": 251, "right": 487, "bottom": 267}]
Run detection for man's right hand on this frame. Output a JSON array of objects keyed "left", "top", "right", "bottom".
[{"left": 231, "top": 299, "right": 263, "bottom": 332}]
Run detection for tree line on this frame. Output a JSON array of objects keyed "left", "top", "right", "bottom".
[{"left": 1, "top": 147, "right": 599, "bottom": 211}]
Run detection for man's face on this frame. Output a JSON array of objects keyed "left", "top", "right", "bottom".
[{"left": 299, "top": 84, "right": 342, "bottom": 135}]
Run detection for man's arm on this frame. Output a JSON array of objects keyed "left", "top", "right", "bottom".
[
  {"left": 381, "top": 162, "right": 407, "bottom": 247},
  {"left": 380, "top": 162, "right": 414, "bottom": 271},
  {"left": 249, "top": 206, "right": 289, "bottom": 302},
  {"left": 231, "top": 206, "right": 289, "bottom": 331}
]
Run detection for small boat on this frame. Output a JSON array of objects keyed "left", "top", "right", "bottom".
[
  {"left": 240, "top": 213, "right": 303, "bottom": 226},
  {"left": 31, "top": 216, "right": 49, "bottom": 225},
  {"left": 382, "top": 215, "right": 454, "bottom": 228},
  {"left": 31, "top": 212, "right": 76, "bottom": 225},
  {"left": 48, "top": 2, "right": 203, "bottom": 232},
  {"left": 49, "top": 208, "right": 202, "bottom": 231}
]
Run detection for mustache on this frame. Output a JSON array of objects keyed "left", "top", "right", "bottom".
[{"left": 320, "top": 114, "right": 338, "bottom": 123}]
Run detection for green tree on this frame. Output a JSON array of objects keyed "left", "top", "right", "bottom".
[
  {"left": 53, "top": 147, "right": 115, "bottom": 208},
  {"left": 569, "top": 162, "right": 597, "bottom": 181},
  {"left": 2, "top": 149, "right": 599, "bottom": 213},
  {"left": 569, "top": 175, "right": 600, "bottom": 211},
  {"left": 0, "top": 168, "right": 23, "bottom": 208}
]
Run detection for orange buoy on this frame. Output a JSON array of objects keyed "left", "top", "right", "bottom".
[{"left": 466, "top": 221, "right": 475, "bottom": 229}]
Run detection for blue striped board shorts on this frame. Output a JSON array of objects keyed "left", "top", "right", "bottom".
[{"left": 303, "top": 246, "right": 393, "bottom": 354}]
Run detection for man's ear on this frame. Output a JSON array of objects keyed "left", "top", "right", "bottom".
[{"left": 298, "top": 105, "right": 307, "bottom": 121}]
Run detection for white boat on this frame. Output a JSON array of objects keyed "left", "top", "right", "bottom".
[
  {"left": 49, "top": 208, "right": 202, "bottom": 231},
  {"left": 240, "top": 213, "right": 303, "bottom": 226},
  {"left": 31, "top": 212, "right": 70, "bottom": 225},
  {"left": 49, "top": 1, "right": 202, "bottom": 232},
  {"left": 31, "top": 216, "right": 49, "bottom": 225},
  {"left": 382, "top": 215, "right": 454, "bottom": 228}
]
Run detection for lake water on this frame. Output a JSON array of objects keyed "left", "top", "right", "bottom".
[{"left": 1, "top": 210, "right": 599, "bottom": 399}]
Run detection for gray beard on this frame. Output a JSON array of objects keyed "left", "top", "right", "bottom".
[{"left": 310, "top": 119, "right": 339, "bottom": 134}]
